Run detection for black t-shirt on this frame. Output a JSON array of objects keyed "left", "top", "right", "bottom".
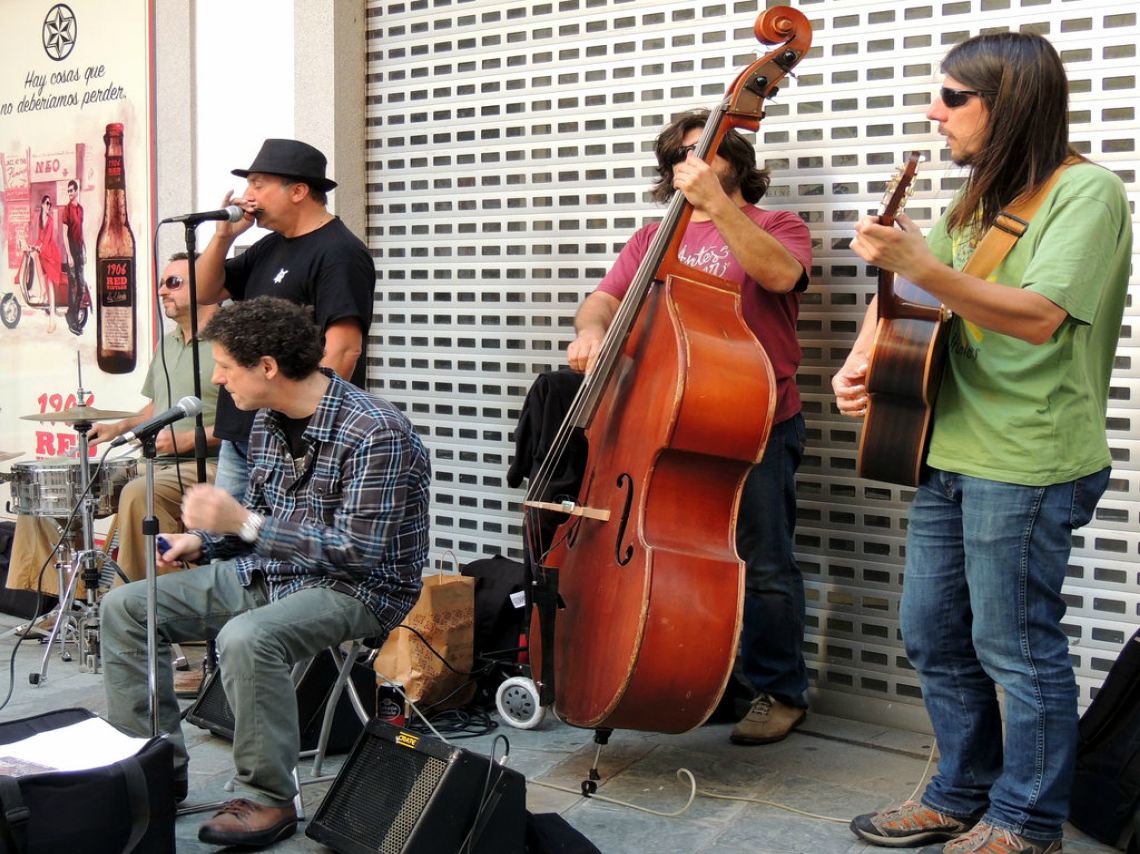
[
  {"left": 214, "top": 217, "right": 375, "bottom": 441},
  {"left": 280, "top": 413, "right": 312, "bottom": 459}
]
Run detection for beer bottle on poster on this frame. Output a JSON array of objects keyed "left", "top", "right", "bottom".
[{"left": 95, "top": 122, "right": 136, "bottom": 373}]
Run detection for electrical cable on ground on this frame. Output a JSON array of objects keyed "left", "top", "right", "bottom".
[{"left": 526, "top": 736, "right": 939, "bottom": 826}]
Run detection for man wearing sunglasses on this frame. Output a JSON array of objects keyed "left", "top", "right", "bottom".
[
  {"left": 84, "top": 252, "right": 222, "bottom": 576},
  {"left": 567, "top": 109, "right": 813, "bottom": 747},
  {"left": 6, "top": 254, "right": 221, "bottom": 600},
  {"left": 835, "top": 33, "right": 1131, "bottom": 854}
]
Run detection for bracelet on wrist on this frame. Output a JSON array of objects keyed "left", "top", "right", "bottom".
[{"left": 238, "top": 511, "right": 264, "bottom": 544}]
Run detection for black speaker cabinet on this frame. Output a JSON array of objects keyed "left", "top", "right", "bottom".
[
  {"left": 306, "top": 719, "right": 526, "bottom": 854},
  {"left": 185, "top": 648, "right": 372, "bottom": 753}
]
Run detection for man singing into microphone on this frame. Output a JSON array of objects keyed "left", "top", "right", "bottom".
[
  {"left": 192, "top": 138, "right": 375, "bottom": 500},
  {"left": 100, "top": 297, "right": 430, "bottom": 848}
]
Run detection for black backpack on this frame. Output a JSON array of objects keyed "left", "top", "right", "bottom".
[{"left": 1070, "top": 629, "right": 1140, "bottom": 852}]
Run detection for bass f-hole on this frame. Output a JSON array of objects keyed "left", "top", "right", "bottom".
[{"left": 613, "top": 472, "right": 635, "bottom": 566}]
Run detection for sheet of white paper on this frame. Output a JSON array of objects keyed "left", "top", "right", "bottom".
[{"left": 0, "top": 717, "right": 151, "bottom": 776}]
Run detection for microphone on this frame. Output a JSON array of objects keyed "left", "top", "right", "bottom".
[
  {"left": 110, "top": 396, "right": 203, "bottom": 447},
  {"left": 160, "top": 206, "right": 244, "bottom": 225}
]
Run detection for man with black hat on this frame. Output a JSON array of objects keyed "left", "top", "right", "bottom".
[{"left": 194, "top": 138, "right": 375, "bottom": 499}]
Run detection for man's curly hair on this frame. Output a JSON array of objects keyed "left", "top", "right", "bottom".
[{"left": 201, "top": 296, "right": 323, "bottom": 380}]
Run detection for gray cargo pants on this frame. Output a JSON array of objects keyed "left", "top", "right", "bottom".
[{"left": 100, "top": 561, "right": 382, "bottom": 805}]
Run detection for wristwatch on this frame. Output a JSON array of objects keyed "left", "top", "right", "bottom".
[{"left": 239, "top": 511, "right": 264, "bottom": 544}]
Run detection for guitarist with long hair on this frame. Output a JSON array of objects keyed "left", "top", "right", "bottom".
[{"left": 834, "top": 32, "right": 1132, "bottom": 854}]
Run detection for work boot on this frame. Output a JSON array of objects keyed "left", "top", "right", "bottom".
[{"left": 729, "top": 692, "right": 806, "bottom": 744}]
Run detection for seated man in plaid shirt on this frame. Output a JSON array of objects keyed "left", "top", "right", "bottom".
[{"left": 100, "top": 296, "right": 431, "bottom": 849}]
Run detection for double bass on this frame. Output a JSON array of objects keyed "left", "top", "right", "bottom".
[{"left": 524, "top": 7, "right": 813, "bottom": 734}]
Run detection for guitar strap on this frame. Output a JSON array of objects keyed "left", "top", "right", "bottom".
[{"left": 961, "top": 158, "right": 1076, "bottom": 277}]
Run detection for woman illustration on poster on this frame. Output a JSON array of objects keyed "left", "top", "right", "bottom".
[{"left": 19, "top": 194, "right": 66, "bottom": 331}]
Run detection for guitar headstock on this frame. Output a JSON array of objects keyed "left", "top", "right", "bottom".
[{"left": 879, "top": 151, "right": 923, "bottom": 226}]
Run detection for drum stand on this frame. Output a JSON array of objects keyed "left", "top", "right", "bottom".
[{"left": 30, "top": 412, "right": 126, "bottom": 685}]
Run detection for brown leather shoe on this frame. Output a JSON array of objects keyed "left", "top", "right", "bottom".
[
  {"left": 730, "top": 693, "right": 806, "bottom": 745},
  {"left": 197, "top": 798, "right": 297, "bottom": 847},
  {"left": 174, "top": 665, "right": 204, "bottom": 699}
]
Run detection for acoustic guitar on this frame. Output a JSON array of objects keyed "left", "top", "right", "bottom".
[{"left": 857, "top": 152, "right": 952, "bottom": 487}]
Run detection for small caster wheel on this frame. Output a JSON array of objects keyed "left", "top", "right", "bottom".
[
  {"left": 62, "top": 651, "right": 72, "bottom": 662},
  {"left": 29, "top": 673, "right": 40, "bottom": 685},
  {"left": 495, "top": 676, "right": 545, "bottom": 729}
]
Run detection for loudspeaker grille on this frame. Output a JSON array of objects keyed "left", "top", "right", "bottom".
[{"left": 320, "top": 734, "right": 448, "bottom": 853}]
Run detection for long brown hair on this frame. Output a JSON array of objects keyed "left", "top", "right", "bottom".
[
  {"left": 651, "top": 109, "right": 770, "bottom": 205},
  {"left": 941, "top": 32, "right": 1081, "bottom": 235}
]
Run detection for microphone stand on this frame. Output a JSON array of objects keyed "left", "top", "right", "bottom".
[
  {"left": 182, "top": 224, "right": 208, "bottom": 487},
  {"left": 181, "top": 222, "right": 217, "bottom": 681},
  {"left": 139, "top": 432, "right": 162, "bottom": 736}
]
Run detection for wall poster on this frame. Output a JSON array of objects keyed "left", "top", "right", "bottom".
[{"left": 0, "top": 1, "right": 155, "bottom": 505}]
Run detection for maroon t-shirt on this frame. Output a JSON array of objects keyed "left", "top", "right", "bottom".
[
  {"left": 597, "top": 205, "right": 812, "bottom": 423},
  {"left": 60, "top": 201, "right": 84, "bottom": 249}
]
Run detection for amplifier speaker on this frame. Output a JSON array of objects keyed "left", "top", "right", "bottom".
[
  {"left": 185, "top": 648, "right": 373, "bottom": 753},
  {"left": 306, "top": 719, "right": 526, "bottom": 854}
]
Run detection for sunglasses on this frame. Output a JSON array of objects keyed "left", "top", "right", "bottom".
[
  {"left": 159, "top": 276, "right": 185, "bottom": 291},
  {"left": 670, "top": 143, "right": 699, "bottom": 165},
  {"left": 940, "top": 86, "right": 984, "bottom": 108}
]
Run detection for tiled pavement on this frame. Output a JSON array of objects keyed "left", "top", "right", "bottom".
[{"left": 0, "top": 613, "right": 1118, "bottom": 854}]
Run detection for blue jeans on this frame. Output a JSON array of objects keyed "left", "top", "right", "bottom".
[
  {"left": 903, "top": 466, "right": 1110, "bottom": 843},
  {"left": 735, "top": 414, "right": 808, "bottom": 707},
  {"left": 214, "top": 439, "right": 250, "bottom": 501}
]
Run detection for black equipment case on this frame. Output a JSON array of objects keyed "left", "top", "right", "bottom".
[
  {"left": 186, "top": 648, "right": 373, "bottom": 753},
  {"left": 1070, "top": 629, "right": 1140, "bottom": 852},
  {"left": 0, "top": 707, "right": 175, "bottom": 854}
]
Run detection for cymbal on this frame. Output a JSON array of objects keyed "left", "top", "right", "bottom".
[
  {"left": 0, "top": 451, "right": 21, "bottom": 463},
  {"left": 20, "top": 404, "right": 134, "bottom": 423}
]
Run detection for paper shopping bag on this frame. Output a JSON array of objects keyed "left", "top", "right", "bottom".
[{"left": 373, "top": 571, "right": 477, "bottom": 710}]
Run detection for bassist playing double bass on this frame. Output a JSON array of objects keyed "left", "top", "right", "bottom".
[
  {"left": 569, "top": 109, "right": 813, "bottom": 746},
  {"left": 834, "top": 32, "right": 1131, "bottom": 854}
]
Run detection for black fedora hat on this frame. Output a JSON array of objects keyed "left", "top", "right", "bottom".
[{"left": 231, "top": 138, "right": 337, "bottom": 192}]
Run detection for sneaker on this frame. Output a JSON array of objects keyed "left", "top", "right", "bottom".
[
  {"left": 729, "top": 692, "right": 806, "bottom": 745},
  {"left": 941, "top": 822, "right": 1061, "bottom": 853},
  {"left": 850, "top": 800, "right": 980, "bottom": 847}
]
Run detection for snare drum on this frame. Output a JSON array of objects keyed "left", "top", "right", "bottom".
[
  {"left": 9, "top": 458, "right": 138, "bottom": 518},
  {"left": 96, "top": 459, "right": 137, "bottom": 516}
]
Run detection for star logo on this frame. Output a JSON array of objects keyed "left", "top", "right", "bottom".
[
  {"left": 273, "top": 268, "right": 289, "bottom": 284},
  {"left": 43, "top": 4, "right": 77, "bottom": 62}
]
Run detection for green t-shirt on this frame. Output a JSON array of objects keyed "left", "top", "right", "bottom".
[
  {"left": 140, "top": 330, "right": 219, "bottom": 463},
  {"left": 924, "top": 162, "right": 1132, "bottom": 486}
]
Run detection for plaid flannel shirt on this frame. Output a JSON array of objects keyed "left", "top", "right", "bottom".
[{"left": 197, "top": 371, "right": 430, "bottom": 631}]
